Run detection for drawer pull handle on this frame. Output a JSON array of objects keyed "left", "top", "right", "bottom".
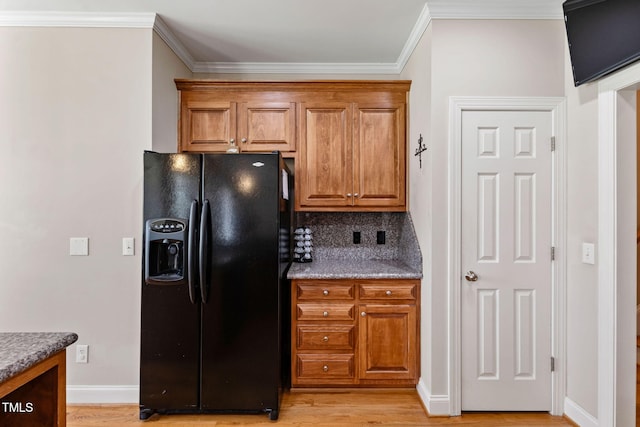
[
  {"left": 323, "top": 289, "right": 329, "bottom": 296},
  {"left": 361, "top": 311, "right": 366, "bottom": 317},
  {"left": 323, "top": 336, "right": 329, "bottom": 342},
  {"left": 386, "top": 290, "right": 392, "bottom": 296},
  {"left": 323, "top": 365, "right": 329, "bottom": 372},
  {"left": 323, "top": 311, "right": 329, "bottom": 318}
]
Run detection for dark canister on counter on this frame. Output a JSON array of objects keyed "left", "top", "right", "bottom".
[{"left": 293, "top": 226, "right": 312, "bottom": 262}]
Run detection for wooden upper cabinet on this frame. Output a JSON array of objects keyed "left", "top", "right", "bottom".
[
  {"left": 176, "top": 80, "right": 296, "bottom": 154},
  {"left": 298, "top": 102, "right": 353, "bottom": 208},
  {"left": 180, "top": 100, "right": 236, "bottom": 152},
  {"left": 296, "top": 85, "right": 409, "bottom": 212},
  {"left": 175, "top": 80, "right": 411, "bottom": 211},
  {"left": 353, "top": 102, "right": 406, "bottom": 209},
  {"left": 237, "top": 101, "right": 296, "bottom": 152}
]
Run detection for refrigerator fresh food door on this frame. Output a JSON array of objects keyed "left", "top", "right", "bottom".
[
  {"left": 140, "top": 151, "right": 201, "bottom": 416},
  {"left": 200, "top": 153, "right": 283, "bottom": 417}
]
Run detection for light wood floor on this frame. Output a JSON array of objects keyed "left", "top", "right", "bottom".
[{"left": 67, "top": 390, "right": 576, "bottom": 426}]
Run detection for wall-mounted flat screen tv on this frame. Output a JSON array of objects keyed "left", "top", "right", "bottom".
[{"left": 564, "top": 0, "right": 640, "bottom": 86}]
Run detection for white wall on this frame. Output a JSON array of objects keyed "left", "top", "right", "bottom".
[
  {"left": 400, "top": 23, "right": 434, "bottom": 404},
  {"left": 402, "top": 18, "right": 571, "bottom": 414},
  {"left": 562, "top": 43, "right": 600, "bottom": 417},
  {"left": 0, "top": 27, "right": 152, "bottom": 391},
  {"left": 152, "top": 32, "right": 192, "bottom": 153}
]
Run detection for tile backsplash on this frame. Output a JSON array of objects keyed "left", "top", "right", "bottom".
[{"left": 294, "top": 212, "right": 422, "bottom": 271}]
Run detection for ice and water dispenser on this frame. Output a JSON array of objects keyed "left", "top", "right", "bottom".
[{"left": 144, "top": 218, "right": 187, "bottom": 285}]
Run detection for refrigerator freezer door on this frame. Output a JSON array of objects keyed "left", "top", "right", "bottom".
[
  {"left": 200, "top": 153, "right": 282, "bottom": 415},
  {"left": 140, "top": 152, "right": 201, "bottom": 414}
]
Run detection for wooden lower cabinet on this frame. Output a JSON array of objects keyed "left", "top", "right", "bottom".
[{"left": 291, "top": 279, "right": 419, "bottom": 387}]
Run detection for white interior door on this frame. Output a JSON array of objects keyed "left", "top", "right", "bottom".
[{"left": 461, "top": 110, "right": 553, "bottom": 411}]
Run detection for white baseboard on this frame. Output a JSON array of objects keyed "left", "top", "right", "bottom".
[
  {"left": 564, "top": 397, "right": 597, "bottom": 427},
  {"left": 67, "top": 385, "right": 138, "bottom": 404},
  {"left": 416, "top": 378, "right": 450, "bottom": 416}
]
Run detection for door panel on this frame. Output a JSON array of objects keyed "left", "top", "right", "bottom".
[
  {"left": 238, "top": 101, "right": 296, "bottom": 152},
  {"left": 200, "top": 154, "right": 281, "bottom": 412},
  {"left": 461, "top": 110, "right": 552, "bottom": 411},
  {"left": 297, "top": 102, "right": 352, "bottom": 207},
  {"left": 181, "top": 100, "right": 236, "bottom": 152},
  {"left": 140, "top": 152, "right": 201, "bottom": 411},
  {"left": 353, "top": 104, "right": 406, "bottom": 207}
]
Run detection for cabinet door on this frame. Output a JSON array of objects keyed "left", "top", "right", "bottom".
[
  {"left": 353, "top": 102, "right": 406, "bottom": 209},
  {"left": 297, "top": 102, "right": 353, "bottom": 208},
  {"left": 358, "top": 303, "right": 417, "bottom": 381},
  {"left": 180, "top": 100, "right": 236, "bottom": 152},
  {"left": 237, "top": 102, "right": 296, "bottom": 152}
]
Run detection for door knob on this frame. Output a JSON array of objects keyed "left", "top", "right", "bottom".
[{"left": 465, "top": 271, "right": 479, "bottom": 282}]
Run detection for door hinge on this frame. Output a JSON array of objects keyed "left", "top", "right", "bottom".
[
  {"left": 551, "top": 246, "right": 555, "bottom": 261},
  {"left": 551, "top": 136, "right": 556, "bottom": 152},
  {"left": 551, "top": 356, "right": 555, "bottom": 372}
]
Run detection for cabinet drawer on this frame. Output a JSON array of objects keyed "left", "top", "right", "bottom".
[
  {"left": 297, "top": 325, "right": 355, "bottom": 350},
  {"left": 296, "top": 282, "right": 354, "bottom": 300},
  {"left": 296, "top": 303, "right": 355, "bottom": 321},
  {"left": 358, "top": 283, "right": 417, "bottom": 300},
  {"left": 297, "top": 354, "right": 354, "bottom": 379}
]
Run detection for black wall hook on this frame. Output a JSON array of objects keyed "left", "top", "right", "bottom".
[{"left": 414, "top": 133, "right": 427, "bottom": 168}]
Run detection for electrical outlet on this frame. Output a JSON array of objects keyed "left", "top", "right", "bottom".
[
  {"left": 353, "top": 231, "right": 361, "bottom": 244},
  {"left": 76, "top": 344, "right": 89, "bottom": 363}
]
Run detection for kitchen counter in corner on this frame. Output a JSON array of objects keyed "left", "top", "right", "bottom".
[
  {"left": 0, "top": 332, "right": 78, "bottom": 426},
  {"left": 0, "top": 332, "right": 78, "bottom": 383},
  {"left": 287, "top": 259, "right": 422, "bottom": 280}
]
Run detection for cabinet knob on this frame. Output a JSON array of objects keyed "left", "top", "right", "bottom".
[
  {"left": 323, "top": 311, "right": 329, "bottom": 318},
  {"left": 386, "top": 290, "right": 392, "bottom": 296},
  {"left": 323, "top": 289, "right": 329, "bottom": 296},
  {"left": 323, "top": 365, "right": 329, "bottom": 372},
  {"left": 241, "top": 138, "right": 247, "bottom": 143},
  {"left": 354, "top": 193, "right": 359, "bottom": 198},
  {"left": 230, "top": 138, "right": 235, "bottom": 144},
  {"left": 361, "top": 311, "right": 367, "bottom": 317},
  {"left": 323, "top": 336, "right": 329, "bottom": 342},
  {"left": 347, "top": 193, "right": 352, "bottom": 197}
]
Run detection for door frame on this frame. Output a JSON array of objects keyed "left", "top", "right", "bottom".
[
  {"left": 447, "top": 97, "right": 567, "bottom": 416},
  {"left": 597, "top": 62, "right": 639, "bottom": 427}
]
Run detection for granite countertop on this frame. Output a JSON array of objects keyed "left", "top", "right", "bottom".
[
  {"left": 0, "top": 332, "right": 78, "bottom": 383},
  {"left": 287, "top": 259, "right": 422, "bottom": 280}
]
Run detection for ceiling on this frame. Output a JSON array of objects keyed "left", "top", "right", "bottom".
[{"left": 0, "top": 0, "right": 564, "bottom": 74}]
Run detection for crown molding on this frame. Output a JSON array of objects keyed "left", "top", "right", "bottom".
[
  {"left": 426, "top": 0, "right": 563, "bottom": 19},
  {"left": 194, "top": 1, "right": 433, "bottom": 75},
  {"left": 396, "top": 2, "right": 432, "bottom": 74},
  {"left": 0, "top": 11, "right": 156, "bottom": 28},
  {"left": 0, "top": 2, "right": 562, "bottom": 75},
  {"left": 192, "top": 61, "right": 402, "bottom": 75},
  {"left": 152, "top": 15, "right": 196, "bottom": 71}
]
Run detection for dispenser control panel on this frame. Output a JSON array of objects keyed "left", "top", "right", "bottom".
[{"left": 148, "top": 219, "right": 185, "bottom": 233}]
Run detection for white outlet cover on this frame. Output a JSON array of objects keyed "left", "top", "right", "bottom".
[{"left": 70, "top": 237, "right": 89, "bottom": 256}]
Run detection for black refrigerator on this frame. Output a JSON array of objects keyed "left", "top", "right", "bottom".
[{"left": 140, "top": 151, "right": 292, "bottom": 421}]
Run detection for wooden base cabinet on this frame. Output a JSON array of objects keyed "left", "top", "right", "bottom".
[{"left": 291, "top": 279, "right": 419, "bottom": 387}]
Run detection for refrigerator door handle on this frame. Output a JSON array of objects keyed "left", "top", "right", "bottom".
[
  {"left": 187, "top": 200, "right": 199, "bottom": 304},
  {"left": 199, "top": 199, "right": 210, "bottom": 303}
]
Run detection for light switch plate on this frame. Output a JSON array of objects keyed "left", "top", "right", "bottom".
[
  {"left": 122, "top": 237, "right": 134, "bottom": 256},
  {"left": 70, "top": 237, "right": 89, "bottom": 256},
  {"left": 582, "top": 242, "right": 595, "bottom": 265}
]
